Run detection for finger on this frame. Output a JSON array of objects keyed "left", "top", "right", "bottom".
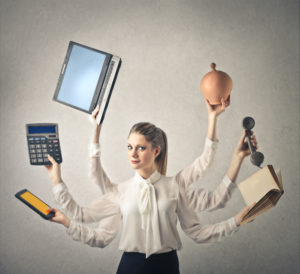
[
  {"left": 205, "top": 98, "right": 212, "bottom": 107},
  {"left": 47, "top": 154, "right": 57, "bottom": 165},
  {"left": 220, "top": 98, "right": 226, "bottom": 110},
  {"left": 44, "top": 165, "right": 51, "bottom": 170},
  {"left": 92, "top": 105, "right": 100, "bottom": 117},
  {"left": 244, "top": 202, "right": 256, "bottom": 214},
  {"left": 226, "top": 95, "right": 231, "bottom": 106},
  {"left": 240, "top": 131, "right": 247, "bottom": 144}
]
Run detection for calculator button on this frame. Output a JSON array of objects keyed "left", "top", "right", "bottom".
[
  {"left": 32, "top": 159, "right": 37, "bottom": 163},
  {"left": 43, "top": 153, "right": 48, "bottom": 157},
  {"left": 36, "top": 144, "right": 41, "bottom": 148},
  {"left": 30, "top": 145, "right": 35, "bottom": 149},
  {"left": 38, "top": 158, "right": 43, "bottom": 163},
  {"left": 42, "top": 149, "right": 47, "bottom": 153},
  {"left": 44, "top": 158, "right": 49, "bottom": 162},
  {"left": 48, "top": 144, "right": 53, "bottom": 148},
  {"left": 30, "top": 149, "right": 36, "bottom": 153},
  {"left": 36, "top": 149, "right": 42, "bottom": 153},
  {"left": 42, "top": 144, "right": 47, "bottom": 148},
  {"left": 37, "top": 154, "right": 43, "bottom": 158},
  {"left": 30, "top": 154, "right": 37, "bottom": 158}
]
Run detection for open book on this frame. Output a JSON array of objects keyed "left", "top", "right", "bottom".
[{"left": 238, "top": 165, "right": 283, "bottom": 225}]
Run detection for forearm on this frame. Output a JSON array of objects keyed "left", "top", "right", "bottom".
[
  {"left": 93, "top": 125, "right": 101, "bottom": 144},
  {"left": 66, "top": 214, "right": 121, "bottom": 248},
  {"left": 226, "top": 154, "right": 244, "bottom": 183},
  {"left": 207, "top": 114, "right": 218, "bottom": 142},
  {"left": 188, "top": 217, "right": 239, "bottom": 244},
  {"left": 185, "top": 176, "right": 233, "bottom": 212}
]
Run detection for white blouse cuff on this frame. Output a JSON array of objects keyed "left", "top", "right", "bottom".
[
  {"left": 52, "top": 182, "right": 66, "bottom": 194},
  {"left": 229, "top": 217, "right": 239, "bottom": 231},
  {"left": 222, "top": 175, "right": 234, "bottom": 188},
  {"left": 66, "top": 220, "right": 76, "bottom": 235},
  {"left": 205, "top": 137, "right": 218, "bottom": 149},
  {"left": 89, "top": 143, "right": 101, "bottom": 157}
]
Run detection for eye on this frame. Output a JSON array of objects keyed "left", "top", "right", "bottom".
[
  {"left": 138, "top": 146, "right": 146, "bottom": 151},
  {"left": 127, "top": 145, "right": 133, "bottom": 150}
]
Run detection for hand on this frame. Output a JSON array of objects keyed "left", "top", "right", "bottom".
[
  {"left": 45, "top": 155, "right": 62, "bottom": 186},
  {"left": 234, "top": 131, "right": 258, "bottom": 160},
  {"left": 90, "top": 105, "right": 101, "bottom": 127},
  {"left": 205, "top": 96, "right": 230, "bottom": 119},
  {"left": 235, "top": 202, "right": 256, "bottom": 226},
  {"left": 49, "top": 208, "right": 70, "bottom": 228}
]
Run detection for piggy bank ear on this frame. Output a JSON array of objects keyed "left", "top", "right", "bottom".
[{"left": 200, "top": 63, "right": 233, "bottom": 105}]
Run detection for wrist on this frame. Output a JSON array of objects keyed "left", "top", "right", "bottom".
[
  {"left": 63, "top": 218, "right": 70, "bottom": 228},
  {"left": 52, "top": 179, "right": 63, "bottom": 186},
  {"left": 235, "top": 216, "right": 241, "bottom": 227},
  {"left": 208, "top": 113, "right": 217, "bottom": 122}
]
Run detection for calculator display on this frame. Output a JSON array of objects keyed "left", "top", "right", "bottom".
[
  {"left": 28, "top": 125, "right": 56, "bottom": 134},
  {"left": 26, "top": 123, "right": 62, "bottom": 165}
]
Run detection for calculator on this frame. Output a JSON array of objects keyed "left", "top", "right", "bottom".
[{"left": 26, "top": 123, "right": 62, "bottom": 165}]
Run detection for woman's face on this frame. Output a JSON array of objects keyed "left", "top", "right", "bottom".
[{"left": 127, "top": 133, "right": 160, "bottom": 176}]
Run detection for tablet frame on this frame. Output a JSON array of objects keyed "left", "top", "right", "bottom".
[{"left": 15, "top": 189, "right": 55, "bottom": 220}]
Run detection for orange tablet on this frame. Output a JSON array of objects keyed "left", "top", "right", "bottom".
[{"left": 15, "top": 189, "right": 54, "bottom": 220}]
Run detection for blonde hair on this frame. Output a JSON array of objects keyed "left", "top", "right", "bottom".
[{"left": 129, "top": 122, "right": 168, "bottom": 175}]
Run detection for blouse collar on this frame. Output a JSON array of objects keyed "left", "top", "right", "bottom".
[{"left": 134, "top": 169, "right": 161, "bottom": 185}]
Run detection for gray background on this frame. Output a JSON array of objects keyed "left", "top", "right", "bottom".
[{"left": 0, "top": 0, "right": 299, "bottom": 273}]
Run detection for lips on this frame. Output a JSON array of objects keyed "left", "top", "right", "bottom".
[{"left": 131, "top": 160, "right": 140, "bottom": 164}]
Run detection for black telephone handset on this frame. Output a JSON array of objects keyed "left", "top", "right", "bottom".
[{"left": 242, "top": 117, "right": 264, "bottom": 167}]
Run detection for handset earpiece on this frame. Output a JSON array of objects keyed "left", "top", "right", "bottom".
[{"left": 242, "top": 117, "right": 264, "bottom": 167}]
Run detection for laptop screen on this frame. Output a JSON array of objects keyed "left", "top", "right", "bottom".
[{"left": 53, "top": 42, "right": 111, "bottom": 113}]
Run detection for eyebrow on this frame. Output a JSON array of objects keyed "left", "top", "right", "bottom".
[{"left": 127, "top": 143, "right": 147, "bottom": 147}]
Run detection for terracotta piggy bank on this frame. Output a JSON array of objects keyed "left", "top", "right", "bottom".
[{"left": 200, "top": 63, "right": 232, "bottom": 105}]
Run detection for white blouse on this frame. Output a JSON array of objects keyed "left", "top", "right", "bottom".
[{"left": 53, "top": 138, "right": 238, "bottom": 258}]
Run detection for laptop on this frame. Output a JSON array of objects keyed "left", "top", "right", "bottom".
[{"left": 53, "top": 41, "right": 121, "bottom": 124}]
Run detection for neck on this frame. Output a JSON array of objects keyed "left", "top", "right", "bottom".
[{"left": 138, "top": 166, "right": 157, "bottom": 179}]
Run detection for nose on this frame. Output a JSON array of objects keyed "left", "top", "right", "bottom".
[{"left": 131, "top": 148, "right": 138, "bottom": 158}]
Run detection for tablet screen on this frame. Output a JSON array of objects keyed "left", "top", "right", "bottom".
[
  {"left": 20, "top": 191, "right": 50, "bottom": 216},
  {"left": 54, "top": 42, "right": 110, "bottom": 112}
]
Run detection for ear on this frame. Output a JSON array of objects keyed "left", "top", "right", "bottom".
[{"left": 154, "top": 146, "right": 161, "bottom": 158}]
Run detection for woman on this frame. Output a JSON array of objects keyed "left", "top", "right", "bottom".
[{"left": 45, "top": 98, "right": 257, "bottom": 274}]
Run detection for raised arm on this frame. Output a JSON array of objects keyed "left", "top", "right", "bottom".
[
  {"left": 179, "top": 131, "right": 258, "bottom": 212},
  {"left": 175, "top": 98, "right": 229, "bottom": 188},
  {"left": 89, "top": 105, "right": 117, "bottom": 194}
]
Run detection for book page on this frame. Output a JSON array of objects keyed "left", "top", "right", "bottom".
[{"left": 238, "top": 165, "right": 281, "bottom": 205}]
